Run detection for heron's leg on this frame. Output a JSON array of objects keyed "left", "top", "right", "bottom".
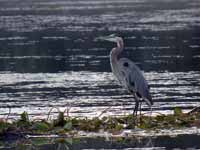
[
  {"left": 149, "top": 106, "right": 153, "bottom": 123},
  {"left": 133, "top": 100, "right": 139, "bottom": 117},
  {"left": 150, "top": 106, "right": 152, "bottom": 116},
  {"left": 132, "top": 100, "right": 139, "bottom": 127},
  {"left": 139, "top": 101, "right": 142, "bottom": 116},
  {"left": 139, "top": 101, "right": 143, "bottom": 124}
]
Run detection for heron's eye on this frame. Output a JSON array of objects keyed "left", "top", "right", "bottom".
[
  {"left": 129, "top": 89, "right": 134, "bottom": 93},
  {"left": 123, "top": 62, "right": 129, "bottom": 67}
]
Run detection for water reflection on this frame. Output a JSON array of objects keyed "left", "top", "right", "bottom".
[
  {"left": 0, "top": 71, "right": 199, "bottom": 118},
  {"left": 1, "top": 132, "right": 200, "bottom": 150}
]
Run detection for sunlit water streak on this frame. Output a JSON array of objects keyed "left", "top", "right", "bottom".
[{"left": 0, "top": 71, "right": 199, "bottom": 118}]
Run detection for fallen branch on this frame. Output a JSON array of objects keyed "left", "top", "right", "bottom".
[
  {"left": 98, "top": 106, "right": 112, "bottom": 118},
  {"left": 47, "top": 107, "right": 61, "bottom": 121}
]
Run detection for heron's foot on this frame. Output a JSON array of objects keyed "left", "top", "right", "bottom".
[
  {"left": 131, "top": 113, "right": 139, "bottom": 128},
  {"left": 130, "top": 117, "right": 137, "bottom": 129},
  {"left": 148, "top": 106, "right": 153, "bottom": 124},
  {"left": 135, "top": 114, "right": 144, "bottom": 127}
]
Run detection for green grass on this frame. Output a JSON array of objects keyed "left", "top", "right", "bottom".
[{"left": 0, "top": 108, "right": 200, "bottom": 137}]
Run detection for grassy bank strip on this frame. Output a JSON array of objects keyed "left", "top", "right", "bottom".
[{"left": 0, "top": 108, "right": 200, "bottom": 137}]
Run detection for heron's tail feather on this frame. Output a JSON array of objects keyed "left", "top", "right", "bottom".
[{"left": 144, "top": 95, "right": 153, "bottom": 107}]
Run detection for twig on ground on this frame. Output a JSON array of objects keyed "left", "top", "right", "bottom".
[
  {"left": 5, "top": 107, "right": 11, "bottom": 121},
  {"left": 47, "top": 107, "right": 61, "bottom": 121},
  {"left": 188, "top": 106, "right": 200, "bottom": 114},
  {"left": 63, "top": 103, "right": 73, "bottom": 118},
  {"left": 98, "top": 106, "right": 112, "bottom": 118}
]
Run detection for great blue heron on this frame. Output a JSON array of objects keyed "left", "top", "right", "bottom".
[{"left": 100, "top": 35, "right": 153, "bottom": 116}]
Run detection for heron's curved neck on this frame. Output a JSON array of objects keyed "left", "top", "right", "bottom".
[
  {"left": 110, "top": 40, "right": 124, "bottom": 61},
  {"left": 117, "top": 40, "right": 124, "bottom": 51}
]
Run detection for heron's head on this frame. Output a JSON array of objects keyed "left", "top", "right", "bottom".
[
  {"left": 97, "top": 34, "right": 124, "bottom": 48},
  {"left": 104, "top": 35, "right": 122, "bottom": 42}
]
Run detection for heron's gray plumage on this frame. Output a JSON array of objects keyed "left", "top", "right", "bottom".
[
  {"left": 114, "top": 57, "right": 152, "bottom": 106},
  {"left": 103, "top": 35, "right": 153, "bottom": 116}
]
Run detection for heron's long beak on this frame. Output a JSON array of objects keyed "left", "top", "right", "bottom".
[
  {"left": 95, "top": 35, "right": 118, "bottom": 43},
  {"left": 103, "top": 37, "right": 118, "bottom": 43}
]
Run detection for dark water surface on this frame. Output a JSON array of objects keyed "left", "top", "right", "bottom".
[
  {"left": 1, "top": 131, "right": 200, "bottom": 150},
  {"left": 0, "top": 0, "right": 200, "bottom": 119}
]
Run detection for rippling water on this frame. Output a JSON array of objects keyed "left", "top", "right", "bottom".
[{"left": 0, "top": 0, "right": 200, "bottom": 118}]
